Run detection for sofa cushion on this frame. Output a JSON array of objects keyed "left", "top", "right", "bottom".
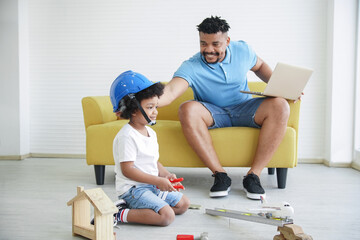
[{"left": 86, "top": 119, "right": 296, "bottom": 168}]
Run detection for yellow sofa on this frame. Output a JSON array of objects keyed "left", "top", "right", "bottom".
[{"left": 82, "top": 82, "right": 300, "bottom": 187}]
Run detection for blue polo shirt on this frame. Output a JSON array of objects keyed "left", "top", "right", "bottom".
[{"left": 173, "top": 40, "right": 257, "bottom": 108}]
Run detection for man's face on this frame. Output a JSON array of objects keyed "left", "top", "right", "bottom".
[{"left": 199, "top": 31, "right": 230, "bottom": 64}]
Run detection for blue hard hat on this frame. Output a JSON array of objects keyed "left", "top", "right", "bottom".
[{"left": 110, "top": 70, "right": 157, "bottom": 112}]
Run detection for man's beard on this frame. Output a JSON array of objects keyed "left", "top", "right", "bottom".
[{"left": 202, "top": 51, "right": 220, "bottom": 63}]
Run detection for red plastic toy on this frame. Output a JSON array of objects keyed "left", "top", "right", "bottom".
[
  {"left": 171, "top": 177, "right": 184, "bottom": 189},
  {"left": 170, "top": 177, "right": 184, "bottom": 183}
]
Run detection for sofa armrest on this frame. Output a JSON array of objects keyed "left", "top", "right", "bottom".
[
  {"left": 82, "top": 96, "right": 117, "bottom": 129},
  {"left": 287, "top": 100, "right": 300, "bottom": 131},
  {"left": 248, "top": 81, "right": 300, "bottom": 130}
]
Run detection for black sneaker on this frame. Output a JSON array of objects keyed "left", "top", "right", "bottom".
[
  {"left": 243, "top": 173, "right": 266, "bottom": 200},
  {"left": 209, "top": 172, "right": 231, "bottom": 197},
  {"left": 91, "top": 199, "right": 127, "bottom": 226}
]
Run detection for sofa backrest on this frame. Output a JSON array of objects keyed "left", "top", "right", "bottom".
[
  {"left": 82, "top": 81, "right": 299, "bottom": 131},
  {"left": 157, "top": 85, "right": 194, "bottom": 121}
]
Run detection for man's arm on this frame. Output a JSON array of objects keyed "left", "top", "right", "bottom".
[
  {"left": 251, "top": 57, "right": 272, "bottom": 83},
  {"left": 158, "top": 77, "right": 189, "bottom": 107}
]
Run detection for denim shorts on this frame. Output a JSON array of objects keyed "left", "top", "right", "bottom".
[
  {"left": 119, "top": 184, "right": 183, "bottom": 213},
  {"left": 200, "top": 97, "right": 266, "bottom": 129}
]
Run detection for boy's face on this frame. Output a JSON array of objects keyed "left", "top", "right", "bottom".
[
  {"left": 199, "top": 31, "right": 230, "bottom": 64},
  {"left": 134, "top": 96, "right": 159, "bottom": 124}
]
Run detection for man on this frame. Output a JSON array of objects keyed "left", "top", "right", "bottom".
[{"left": 159, "top": 16, "right": 290, "bottom": 200}]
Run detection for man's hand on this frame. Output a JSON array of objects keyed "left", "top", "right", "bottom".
[{"left": 294, "top": 92, "right": 304, "bottom": 103}]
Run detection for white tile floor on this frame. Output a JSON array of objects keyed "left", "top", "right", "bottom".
[{"left": 0, "top": 158, "right": 359, "bottom": 240}]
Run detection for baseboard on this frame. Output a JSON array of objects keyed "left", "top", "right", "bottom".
[
  {"left": 323, "top": 159, "right": 352, "bottom": 168},
  {"left": 298, "top": 158, "right": 324, "bottom": 164},
  {"left": 0, "top": 154, "right": 30, "bottom": 160},
  {"left": 0, "top": 153, "right": 85, "bottom": 160},
  {"left": 299, "top": 158, "right": 357, "bottom": 169},
  {"left": 31, "top": 153, "right": 85, "bottom": 159}
]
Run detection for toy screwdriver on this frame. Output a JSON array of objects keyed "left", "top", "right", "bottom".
[{"left": 176, "top": 232, "right": 209, "bottom": 240}]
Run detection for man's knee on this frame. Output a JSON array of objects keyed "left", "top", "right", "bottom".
[
  {"left": 178, "top": 101, "right": 212, "bottom": 126},
  {"left": 179, "top": 101, "right": 198, "bottom": 119},
  {"left": 271, "top": 98, "right": 290, "bottom": 122}
]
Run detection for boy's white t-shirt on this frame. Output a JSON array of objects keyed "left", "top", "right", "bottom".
[{"left": 113, "top": 123, "right": 160, "bottom": 196}]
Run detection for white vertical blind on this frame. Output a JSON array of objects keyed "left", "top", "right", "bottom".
[{"left": 28, "top": 0, "right": 328, "bottom": 158}]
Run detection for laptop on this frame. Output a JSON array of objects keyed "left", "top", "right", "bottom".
[{"left": 240, "top": 62, "right": 314, "bottom": 100}]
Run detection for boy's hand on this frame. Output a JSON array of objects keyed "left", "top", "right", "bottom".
[
  {"left": 164, "top": 173, "right": 177, "bottom": 181},
  {"left": 156, "top": 177, "right": 176, "bottom": 192}
]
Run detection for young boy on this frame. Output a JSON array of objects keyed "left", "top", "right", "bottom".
[{"left": 109, "top": 70, "right": 190, "bottom": 226}]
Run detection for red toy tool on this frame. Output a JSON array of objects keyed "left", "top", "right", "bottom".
[
  {"left": 177, "top": 235, "right": 194, "bottom": 240},
  {"left": 177, "top": 232, "right": 209, "bottom": 240},
  {"left": 170, "top": 177, "right": 184, "bottom": 183},
  {"left": 157, "top": 177, "right": 185, "bottom": 190},
  {"left": 173, "top": 185, "right": 185, "bottom": 190},
  {"left": 171, "top": 177, "right": 184, "bottom": 190}
]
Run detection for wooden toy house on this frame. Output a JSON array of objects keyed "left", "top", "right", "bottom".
[{"left": 67, "top": 186, "right": 118, "bottom": 240}]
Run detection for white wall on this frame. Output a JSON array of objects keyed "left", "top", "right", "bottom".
[
  {"left": 19, "top": 0, "right": 30, "bottom": 156},
  {"left": 354, "top": 1, "right": 360, "bottom": 170},
  {"left": 0, "top": 0, "right": 358, "bottom": 165},
  {"left": 0, "top": 0, "right": 30, "bottom": 158},
  {"left": 0, "top": 0, "right": 21, "bottom": 156}
]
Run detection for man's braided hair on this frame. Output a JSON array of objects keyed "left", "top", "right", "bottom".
[{"left": 197, "top": 16, "right": 230, "bottom": 34}]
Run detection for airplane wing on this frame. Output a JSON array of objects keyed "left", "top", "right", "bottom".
[{"left": 248, "top": 208, "right": 278, "bottom": 212}]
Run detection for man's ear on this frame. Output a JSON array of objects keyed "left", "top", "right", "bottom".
[{"left": 226, "top": 36, "right": 230, "bottom": 46}]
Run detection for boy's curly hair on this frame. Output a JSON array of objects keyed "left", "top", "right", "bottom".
[
  {"left": 118, "top": 82, "right": 164, "bottom": 119},
  {"left": 197, "top": 16, "right": 230, "bottom": 34}
]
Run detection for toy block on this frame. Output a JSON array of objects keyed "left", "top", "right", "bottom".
[
  {"left": 276, "top": 224, "right": 313, "bottom": 240},
  {"left": 274, "top": 234, "right": 286, "bottom": 240}
]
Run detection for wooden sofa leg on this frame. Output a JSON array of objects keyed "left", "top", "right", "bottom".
[
  {"left": 94, "top": 165, "right": 105, "bottom": 185},
  {"left": 276, "top": 168, "right": 288, "bottom": 189},
  {"left": 268, "top": 168, "right": 275, "bottom": 175}
]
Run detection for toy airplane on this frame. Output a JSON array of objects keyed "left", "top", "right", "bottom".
[
  {"left": 248, "top": 196, "right": 294, "bottom": 219},
  {"left": 205, "top": 197, "right": 294, "bottom": 227}
]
